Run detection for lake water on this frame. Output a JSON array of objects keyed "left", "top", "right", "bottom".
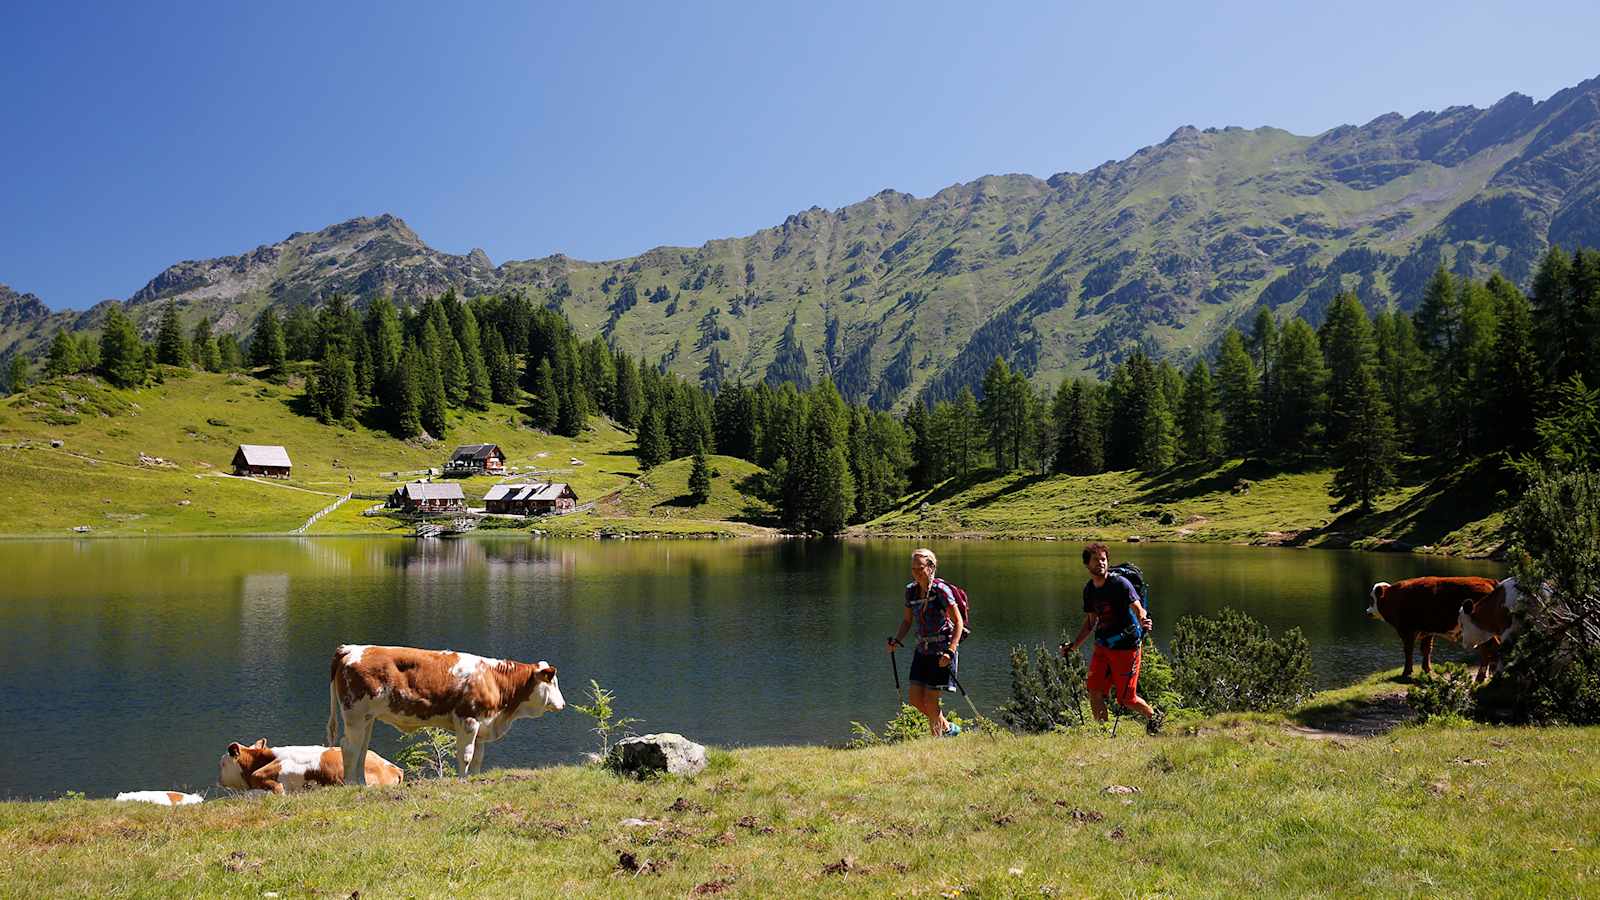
[{"left": 0, "top": 537, "right": 1501, "bottom": 800}]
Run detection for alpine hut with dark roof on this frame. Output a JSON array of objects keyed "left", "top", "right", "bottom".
[
  {"left": 232, "top": 444, "right": 293, "bottom": 478},
  {"left": 390, "top": 482, "right": 467, "bottom": 514},
  {"left": 445, "top": 443, "right": 506, "bottom": 476},
  {"left": 483, "top": 482, "right": 578, "bottom": 515}
]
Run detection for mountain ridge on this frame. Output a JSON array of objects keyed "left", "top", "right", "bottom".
[{"left": 5, "top": 74, "right": 1598, "bottom": 407}]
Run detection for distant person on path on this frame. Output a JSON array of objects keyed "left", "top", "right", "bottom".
[
  {"left": 888, "top": 548, "right": 964, "bottom": 736},
  {"left": 1062, "top": 541, "right": 1165, "bottom": 734}
]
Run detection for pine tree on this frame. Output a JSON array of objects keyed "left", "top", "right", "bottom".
[
  {"left": 556, "top": 343, "right": 587, "bottom": 437},
  {"left": 458, "top": 304, "right": 492, "bottom": 410},
  {"left": 904, "top": 400, "right": 935, "bottom": 488},
  {"left": 1530, "top": 245, "right": 1578, "bottom": 385},
  {"left": 4, "top": 355, "right": 29, "bottom": 394},
  {"left": 613, "top": 352, "right": 643, "bottom": 428},
  {"left": 1127, "top": 353, "right": 1173, "bottom": 471},
  {"left": 250, "top": 308, "right": 288, "bottom": 377},
  {"left": 365, "top": 296, "right": 403, "bottom": 399},
  {"left": 981, "top": 357, "right": 1016, "bottom": 470},
  {"left": 99, "top": 305, "right": 146, "bottom": 388},
  {"left": 387, "top": 342, "right": 424, "bottom": 438},
  {"left": 1486, "top": 273, "right": 1542, "bottom": 455},
  {"left": 1262, "top": 316, "right": 1322, "bottom": 456},
  {"left": 791, "top": 381, "right": 854, "bottom": 535},
  {"left": 637, "top": 406, "right": 670, "bottom": 469},
  {"left": 417, "top": 334, "right": 448, "bottom": 438},
  {"left": 1329, "top": 367, "right": 1398, "bottom": 513},
  {"left": 713, "top": 381, "right": 757, "bottom": 461},
  {"left": 217, "top": 334, "right": 242, "bottom": 372},
  {"left": 1248, "top": 308, "right": 1280, "bottom": 452},
  {"left": 1053, "top": 378, "right": 1105, "bottom": 475},
  {"left": 533, "top": 357, "right": 560, "bottom": 431},
  {"left": 483, "top": 328, "right": 516, "bottom": 404},
  {"left": 155, "top": 303, "right": 189, "bottom": 367},
  {"left": 953, "top": 387, "right": 983, "bottom": 479},
  {"left": 311, "top": 347, "right": 357, "bottom": 425},
  {"left": 282, "top": 306, "right": 319, "bottom": 361},
  {"left": 1214, "top": 329, "right": 1258, "bottom": 458},
  {"left": 688, "top": 442, "right": 712, "bottom": 505},
  {"left": 191, "top": 317, "right": 221, "bottom": 372},
  {"left": 1178, "top": 361, "right": 1222, "bottom": 464},
  {"left": 46, "top": 330, "right": 81, "bottom": 378}
]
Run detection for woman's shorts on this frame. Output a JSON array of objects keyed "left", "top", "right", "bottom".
[{"left": 908, "top": 647, "right": 958, "bottom": 691}]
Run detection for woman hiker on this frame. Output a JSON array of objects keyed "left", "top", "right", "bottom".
[{"left": 887, "top": 547, "right": 964, "bottom": 737}]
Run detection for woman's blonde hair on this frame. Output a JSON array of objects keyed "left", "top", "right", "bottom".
[{"left": 912, "top": 548, "right": 937, "bottom": 570}]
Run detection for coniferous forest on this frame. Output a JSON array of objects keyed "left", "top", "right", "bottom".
[{"left": 28, "top": 245, "right": 1600, "bottom": 535}]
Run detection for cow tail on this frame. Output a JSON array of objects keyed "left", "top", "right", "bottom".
[{"left": 327, "top": 676, "right": 340, "bottom": 747}]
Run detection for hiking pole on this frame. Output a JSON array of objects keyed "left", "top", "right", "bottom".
[
  {"left": 947, "top": 670, "right": 999, "bottom": 741},
  {"left": 887, "top": 638, "right": 903, "bottom": 707}
]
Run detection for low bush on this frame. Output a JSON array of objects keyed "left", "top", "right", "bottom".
[
  {"left": 394, "top": 727, "right": 457, "bottom": 779},
  {"left": 1169, "top": 608, "right": 1314, "bottom": 713},
  {"left": 571, "top": 679, "right": 642, "bottom": 761},
  {"left": 1406, "top": 664, "right": 1476, "bottom": 723},
  {"left": 997, "top": 634, "right": 1088, "bottom": 733},
  {"left": 848, "top": 703, "right": 969, "bottom": 748}
]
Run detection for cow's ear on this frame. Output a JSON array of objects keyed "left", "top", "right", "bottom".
[
  {"left": 252, "top": 738, "right": 268, "bottom": 749},
  {"left": 541, "top": 664, "right": 558, "bottom": 681},
  {"left": 228, "top": 743, "right": 242, "bottom": 758}
]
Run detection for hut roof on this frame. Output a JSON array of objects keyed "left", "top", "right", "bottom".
[
  {"left": 482, "top": 482, "right": 574, "bottom": 502},
  {"left": 234, "top": 444, "right": 292, "bottom": 467},
  {"left": 449, "top": 443, "right": 503, "bottom": 463},
  {"left": 399, "top": 482, "right": 465, "bottom": 501}
]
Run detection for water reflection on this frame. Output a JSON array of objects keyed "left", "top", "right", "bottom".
[{"left": 0, "top": 537, "right": 1501, "bottom": 799}]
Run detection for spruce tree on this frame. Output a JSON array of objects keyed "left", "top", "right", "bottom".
[
  {"left": 5, "top": 356, "right": 28, "bottom": 394},
  {"left": 1127, "top": 353, "right": 1173, "bottom": 471},
  {"left": 99, "top": 305, "right": 146, "bottom": 388},
  {"left": 688, "top": 442, "right": 712, "bottom": 505},
  {"left": 637, "top": 406, "right": 670, "bottom": 469},
  {"left": 1486, "top": 273, "right": 1542, "bottom": 455},
  {"left": 1248, "top": 308, "right": 1280, "bottom": 453},
  {"left": 311, "top": 348, "right": 357, "bottom": 425},
  {"left": 1215, "top": 328, "right": 1258, "bottom": 458},
  {"left": 156, "top": 303, "right": 189, "bottom": 367},
  {"left": 417, "top": 335, "right": 448, "bottom": 438},
  {"left": 953, "top": 387, "right": 983, "bottom": 479},
  {"left": 458, "top": 304, "right": 492, "bottom": 410},
  {"left": 1530, "top": 245, "right": 1578, "bottom": 385},
  {"left": 904, "top": 400, "right": 935, "bottom": 488},
  {"left": 533, "top": 357, "right": 560, "bottom": 431},
  {"left": 1178, "top": 361, "right": 1223, "bottom": 464},
  {"left": 250, "top": 308, "right": 288, "bottom": 377},
  {"left": 613, "top": 351, "right": 643, "bottom": 428},
  {"left": 216, "top": 334, "right": 242, "bottom": 372},
  {"left": 556, "top": 344, "right": 587, "bottom": 437},
  {"left": 981, "top": 357, "right": 1016, "bottom": 470},
  {"left": 387, "top": 342, "right": 424, "bottom": 438},
  {"left": 713, "top": 381, "right": 756, "bottom": 461},
  {"left": 191, "top": 317, "right": 221, "bottom": 372},
  {"left": 483, "top": 328, "right": 517, "bottom": 404},
  {"left": 1329, "top": 367, "right": 1398, "bottom": 513},
  {"left": 46, "top": 330, "right": 81, "bottom": 378},
  {"left": 364, "top": 296, "right": 403, "bottom": 398}
]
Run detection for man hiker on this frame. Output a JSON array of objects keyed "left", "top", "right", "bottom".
[
  {"left": 888, "top": 548, "right": 964, "bottom": 737},
  {"left": 1061, "top": 541, "right": 1165, "bottom": 735}
]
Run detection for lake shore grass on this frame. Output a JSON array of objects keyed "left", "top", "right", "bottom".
[{"left": 3, "top": 671, "right": 1593, "bottom": 898}]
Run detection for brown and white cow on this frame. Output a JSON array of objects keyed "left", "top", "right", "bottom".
[
  {"left": 116, "top": 790, "right": 203, "bottom": 805},
  {"left": 327, "top": 644, "right": 565, "bottom": 785},
  {"left": 218, "top": 738, "right": 402, "bottom": 793},
  {"left": 1458, "top": 577, "right": 1524, "bottom": 683},
  {"left": 1367, "top": 576, "right": 1499, "bottom": 679}
]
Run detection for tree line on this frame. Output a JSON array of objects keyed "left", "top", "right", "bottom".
[{"left": 23, "top": 243, "right": 1600, "bottom": 532}]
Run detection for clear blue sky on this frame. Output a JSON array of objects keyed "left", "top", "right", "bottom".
[{"left": 4, "top": 1, "right": 1598, "bottom": 310}]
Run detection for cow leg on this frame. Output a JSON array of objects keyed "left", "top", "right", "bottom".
[
  {"left": 1401, "top": 630, "right": 1417, "bottom": 680},
  {"left": 1420, "top": 634, "right": 1435, "bottom": 674},
  {"left": 340, "top": 714, "right": 375, "bottom": 786},
  {"left": 456, "top": 718, "right": 481, "bottom": 779}
]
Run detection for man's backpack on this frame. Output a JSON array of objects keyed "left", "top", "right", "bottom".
[{"left": 1109, "top": 562, "right": 1150, "bottom": 616}]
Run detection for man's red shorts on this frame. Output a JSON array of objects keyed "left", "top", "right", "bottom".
[{"left": 1086, "top": 644, "right": 1142, "bottom": 706}]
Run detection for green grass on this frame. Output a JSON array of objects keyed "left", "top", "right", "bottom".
[
  {"left": 605, "top": 455, "right": 773, "bottom": 522},
  {"left": 3, "top": 683, "right": 1594, "bottom": 897},
  {"left": 865, "top": 457, "right": 1506, "bottom": 556}
]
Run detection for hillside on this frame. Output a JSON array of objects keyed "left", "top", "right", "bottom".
[
  {"left": 864, "top": 457, "right": 1509, "bottom": 556},
  {"left": 0, "top": 370, "right": 642, "bottom": 537},
  {"left": 4, "top": 75, "right": 1598, "bottom": 408},
  {"left": 2, "top": 675, "right": 1594, "bottom": 897}
]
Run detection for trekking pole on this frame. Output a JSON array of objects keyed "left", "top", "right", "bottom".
[
  {"left": 887, "top": 638, "right": 903, "bottom": 707},
  {"left": 947, "top": 671, "right": 999, "bottom": 741}
]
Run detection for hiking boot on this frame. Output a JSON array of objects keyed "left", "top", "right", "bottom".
[
  {"left": 944, "top": 722, "right": 962, "bottom": 737},
  {"left": 1145, "top": 707, "right": 1167, "bottom": 736}
]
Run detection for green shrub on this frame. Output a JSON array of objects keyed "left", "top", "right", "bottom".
[
  {"left": 848, "top": 703, "right": 969, "bottom": 748},
  {"left": 571, "top": 679, "right": 642, "bottom": 761},
  {"left": 1406, "top": 665, "right": 1477, "bottom": 723},
  {"left": 1169, "top": 608, "right": 1314, "bottom": 713},
  {"left": 997, "top": 635, "right": 1089, "bottom": 732},
  {"left": 42, "top": 412, "right": 80, "bottom": 426},
  {"left": 394, "top": 727, "right": 457, "bottom": 779}
]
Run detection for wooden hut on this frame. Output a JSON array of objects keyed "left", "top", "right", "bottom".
[
  {"left": 444, "top": 443, "right": 506, "bottom": 476},
  {"left": 390, "top": 481, "right": 467, "bottom": 514},
  {"left": 232, "top": 444, "right": 292, "bottom": 478},
  {"left": 483, "top": 482, "right": 578, "bottom": 515}
]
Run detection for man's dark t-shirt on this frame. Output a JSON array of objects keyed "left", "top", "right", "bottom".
[{"left": 1082, "top": 574, "right": 1143, "bottom": 649}]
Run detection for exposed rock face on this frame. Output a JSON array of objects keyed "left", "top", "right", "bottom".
[
  {"left": 5, "top": 76, "right": 1600, "bottom": 407},
  {"left": 608, "top": 733, "right": 707, "bottom": 777}
]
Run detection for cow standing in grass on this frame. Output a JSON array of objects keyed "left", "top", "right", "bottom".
[
  {"left": 327, "top": 644, "right": 565, "bottom": 784},
  {"left": 1367, "top": 577, "right": 1500, "bottom": 679}
]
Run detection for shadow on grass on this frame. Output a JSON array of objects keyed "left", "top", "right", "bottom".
[{"left": 1290, "top": 456, "right": 1510, "bottom": 550}]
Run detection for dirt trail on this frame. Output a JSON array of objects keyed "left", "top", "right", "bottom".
[{"left": 1288, "top": 688, "right": 1412, "bottom": 743}]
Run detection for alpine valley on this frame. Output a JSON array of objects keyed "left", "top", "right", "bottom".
[{"left": 4, "top": 74, "right": 1598, "bottom": 408}]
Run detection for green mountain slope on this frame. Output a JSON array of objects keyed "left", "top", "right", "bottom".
[{"left": 5, "top": 75, "right": 1598, "bottom": 408}]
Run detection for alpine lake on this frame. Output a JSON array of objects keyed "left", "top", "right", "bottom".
[{"left": 0, "top": 537, "right": 1502, "bottom": 800}]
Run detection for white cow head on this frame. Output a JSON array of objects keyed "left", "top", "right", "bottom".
[
  {"left": 218, "top": 738, "right": 268, "bottom": 789},
  {"left": 1367, "top": 582, "right": 1390, "bottom": 619},
  {"left": 531, "top": 662, "right": 565, "bottom": 715}
]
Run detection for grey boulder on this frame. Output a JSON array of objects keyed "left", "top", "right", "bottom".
[{"left": 609, "top": 733, "right": 707, "bottom": 777}]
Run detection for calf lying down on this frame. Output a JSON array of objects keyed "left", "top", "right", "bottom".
[
  {"left": 116, "top": 790, "right": 203, "bottom": 805},
  {"left": 219, "top": 739, "right": 403, "bottom": 793}
]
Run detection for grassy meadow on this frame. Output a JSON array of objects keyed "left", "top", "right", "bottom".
[{"left": 2, "top": 672, "right": 1593, "bottom": 898}]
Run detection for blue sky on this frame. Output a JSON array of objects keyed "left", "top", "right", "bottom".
[{"left": 4, "top": 1, "right": 1598, "bottom": 310}]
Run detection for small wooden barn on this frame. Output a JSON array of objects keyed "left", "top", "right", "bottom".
[
  {"left": 232, "top": 444, "right": 292, "bottom": 478},
  {"left": 390, "top": 481, "right": 467, "bottom": 514},
  {"left": 445, "top": 443, "right": 506, "bottom": 476},
  {"left": 483, "top": 482, "right": 578, "bottom": 516}
]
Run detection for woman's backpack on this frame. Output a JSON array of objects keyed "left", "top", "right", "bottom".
[{"left": 905, "top": 578, "right": 972, "bottom": 639}]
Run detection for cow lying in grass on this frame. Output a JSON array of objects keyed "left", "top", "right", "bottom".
[
  {"left": 328, "top": 644, "right": 565, "bottom": 785},
  {"left": 116, "top": 790, "right": 203, "bottom": 805},
  {"left": 218, "top": 739, "right": 402, "bottom": 793}
]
